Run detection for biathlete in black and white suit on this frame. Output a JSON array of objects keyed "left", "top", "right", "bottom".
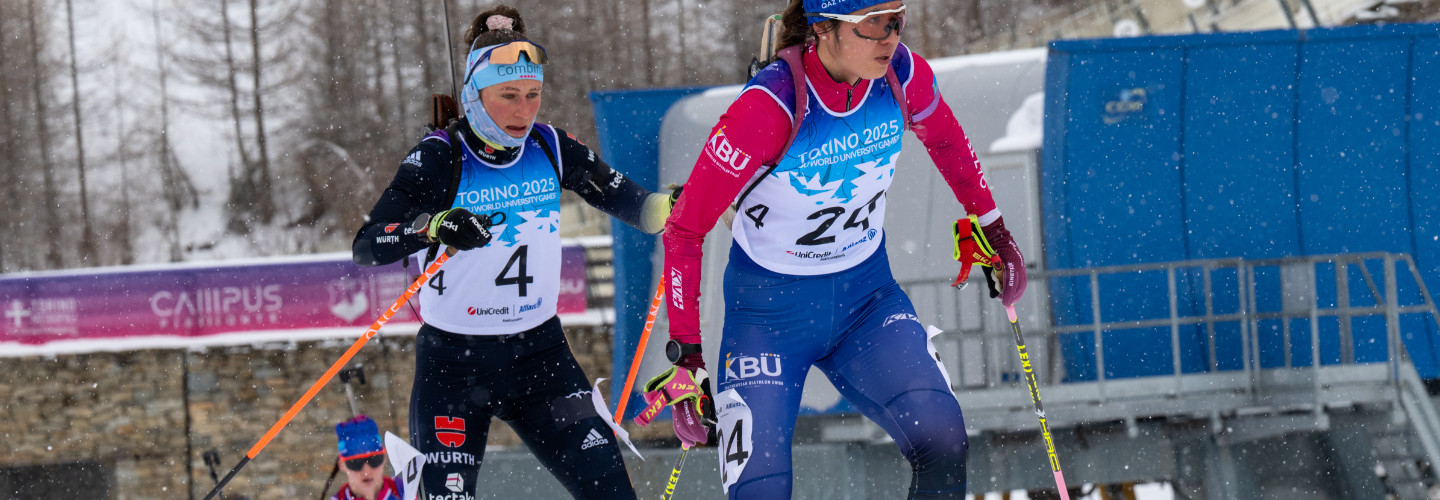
[{"left": 352, "top": 6, "right": 668, "bottom": 500}]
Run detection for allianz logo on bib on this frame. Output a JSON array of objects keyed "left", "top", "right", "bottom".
[
  {"left": 519, "top": 297, "right": 544, "bottom": 313},
  {"left": 840, "top": 228, "right": 879, "bottom": 253},
  {"left": 704, "top": 127, "right": 752, "bottom": 177}
]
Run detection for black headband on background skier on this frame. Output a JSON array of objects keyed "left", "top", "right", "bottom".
[
  {"left": 645, "top": 0, "right": 1029, "bottom": 498},
  {"left": 351, "top": 5, "right": 674, "bottom": 500}
]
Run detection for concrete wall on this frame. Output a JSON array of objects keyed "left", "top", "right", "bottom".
[{"left": 0, "top": 323, "right": 630, "bottom": 499}]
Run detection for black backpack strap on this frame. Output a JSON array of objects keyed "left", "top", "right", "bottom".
[
  {"left": 423, "top": 121, "right": 467, "bottom": 266},
  {"left": 528, "top": 126, "right": 562, "bottom": 179},
  {"left": 443, "top": 122, "right": 465, "bottom": 204}
]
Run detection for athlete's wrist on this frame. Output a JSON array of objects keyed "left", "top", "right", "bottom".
[
  {"left": 673, "top": 351, "right": 706, "bottom": 370},
  {"left": 666, "top": 339, "right": 703, "bottom": 364}
]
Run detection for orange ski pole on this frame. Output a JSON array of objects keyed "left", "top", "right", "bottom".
[
  {"left": 203, "top": 247, "right": 456, "bottom": 500},
  {"left": 615, "top": 281, "right": 665, "bottom": 424}
]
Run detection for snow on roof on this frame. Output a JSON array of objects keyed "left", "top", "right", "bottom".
[
  {"left": 927, "top": 47, "right": 1048, "bottom": 73},
  {"left": 990, "top": 91, "right": 1047, "bottom": 154}
]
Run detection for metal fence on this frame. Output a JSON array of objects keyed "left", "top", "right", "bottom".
[{"left": 899, "top": 253, "right": 1440, "bottom": 462}]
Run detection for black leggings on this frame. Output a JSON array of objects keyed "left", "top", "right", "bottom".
[{"left": 409, "top": 317, "right": 636, "bottom": 499}]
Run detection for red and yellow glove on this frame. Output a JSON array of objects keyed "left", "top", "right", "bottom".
[{"left": 951, "top": 215, "right": 1027, "bottom": 306}]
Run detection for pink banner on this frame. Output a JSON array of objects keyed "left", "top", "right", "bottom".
[{"left": 0, "top": 248, "right": 589, "bottom": 345}]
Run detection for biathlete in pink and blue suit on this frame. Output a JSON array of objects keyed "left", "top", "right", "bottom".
[{"left": 651, "top": 1, "right": 1030, "bottom": 498}]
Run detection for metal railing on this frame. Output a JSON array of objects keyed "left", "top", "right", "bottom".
[{"left": 900, "top": 252, "right": 1440, "bottom": 465}]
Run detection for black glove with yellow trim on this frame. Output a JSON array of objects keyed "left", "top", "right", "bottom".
[{"left": 423, "top": 208, "right": 497, "bottom": 251}]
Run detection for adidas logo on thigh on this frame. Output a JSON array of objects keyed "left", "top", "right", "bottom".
[{"left": 580, "top": 428, "right": 610, "bottom": 450}]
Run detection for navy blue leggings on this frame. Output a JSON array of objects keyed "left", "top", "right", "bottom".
[
  {"left": 716, "top": 243, "right": 968, "bottom": 499},
  {"left": 409, "top": 317, "right": 636, "bottom": 499}
]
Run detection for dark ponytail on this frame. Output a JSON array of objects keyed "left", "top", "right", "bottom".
[
  {"left": 463, "top": 4, "right": 529, "bottom": 50},
  {"left": 775, "top": 0, "right": 835, "bottom": 53}
]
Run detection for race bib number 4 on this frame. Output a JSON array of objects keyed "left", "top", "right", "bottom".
[{"left": 716, "top": 389, "right": 754, "bottom": 494}]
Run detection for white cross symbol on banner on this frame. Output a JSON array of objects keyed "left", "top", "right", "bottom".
[{"left": 5, "top": 300, "right": 31, "bottom": 329}]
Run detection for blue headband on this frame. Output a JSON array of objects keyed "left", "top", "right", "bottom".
[
  {"left": 803, "top": 0, "right": 893, "bottom": 24},
  {"left": 463, "top": 44, "right": 545, "bottom": 91}
]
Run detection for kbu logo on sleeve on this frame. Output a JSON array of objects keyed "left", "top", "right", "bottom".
[
  {"left": 703, "top": 126, "right": 752, "bottom": 177},
  {"left": 435, "top": 416, "right": 466, "bottom": 447}
]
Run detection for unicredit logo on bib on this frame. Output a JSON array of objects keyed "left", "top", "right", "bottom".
[
  {"left": 786, "top": 250, "right": 834, "bottom": 260},
  {"left": 467, "top": 306, "right": 510, "bottom": 316}
]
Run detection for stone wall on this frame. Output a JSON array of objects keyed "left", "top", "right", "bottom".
[{"left": 0, "top": 323, "right": 637, "bottom": 499}]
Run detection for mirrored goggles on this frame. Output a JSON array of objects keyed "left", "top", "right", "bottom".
[
  {"left": 463, "top": 40, "right": 548, "bottom": 85},
  {"left": 807, "top": 5, "right": 906, "bottom": 41}
]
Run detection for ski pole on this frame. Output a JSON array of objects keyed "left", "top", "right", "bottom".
[
  {"left": 951, "top": 215, "right": 1070, "bottom": 497},
  {"left": 203, "top": 246, "right": 457, "bottom": 500},
  {"left": 441, "top": 0, "right": 458, "bottom": 99},
  {"left": 317, "top": 367, "right": 366, "bottom": 500},
  {"left": 316, "top": 463, "right": 339, "bottom": 500},
  {"left": 660, "top": 445, "right": 691, "bottom": 500},
  {"left": 615, "top": 281, "right": 665, "bottom": 424},
  {"left": 338, "top": 366, "right": 366, "bottom": 416},
  {"left": 1006, "top": 305, "right": 1071, "bottom": 500},
  {"left": 203, "top": 449, "right": 227, "bottom": 500}
]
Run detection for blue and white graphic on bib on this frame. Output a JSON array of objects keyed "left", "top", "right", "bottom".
[
  {"left": 417, "top": 127, "right": 563, "bottom": 335},
  {"left": 732, "top": 77, "right": 904, "bottom": 275}
]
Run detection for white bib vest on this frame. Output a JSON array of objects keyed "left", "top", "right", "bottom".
[
  {"left": 731, "top": 77, "right": 905, "bottom": 275},
  {"left": 417, "top": 126, "right": 564, "bottom": 335}
]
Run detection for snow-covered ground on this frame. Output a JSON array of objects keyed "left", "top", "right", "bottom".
[{"left": 973, "top": 482, "right": 1175, "bottom": 499}]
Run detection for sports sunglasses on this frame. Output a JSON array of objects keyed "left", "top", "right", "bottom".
[
  {"left": 463, "top": 40, "right": 548, "bottom": 85},
  {"left": 806, "top": 5, "right": 906, "bottom": 41},
  {"left": 343, "top": 453, "right": 385, "bottom": 471}
]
